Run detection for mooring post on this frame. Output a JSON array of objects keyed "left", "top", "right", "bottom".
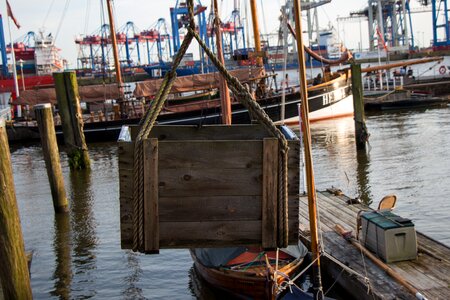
[
  {"left": 351, "top": 63, "right": 369, "bottom": 150},
  {"left": 53, "top": 71, "right": 90, "bottom": 170},
  {"left": 35, "top": 104, "right": 69, "bottom": 213},
  {"left": 0, "top": 118, "right": 33, "bottom": 299}
]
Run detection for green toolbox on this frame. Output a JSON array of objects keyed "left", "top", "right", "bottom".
[{"left": 361, "top": 210, "right": 417, "bottom": 263}]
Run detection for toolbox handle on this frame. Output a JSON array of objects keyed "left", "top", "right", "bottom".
[{"left": 395, "top": 232, "right": 406, "bottom": 237}]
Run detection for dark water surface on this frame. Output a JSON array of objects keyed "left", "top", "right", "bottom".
[{"left": 9, "top": 106, "right": 450, "bottom": 299}]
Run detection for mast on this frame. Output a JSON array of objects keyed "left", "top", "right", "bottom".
[
  {"left": 249, "top": 0, "right": 262, "bottom": 67},
  {"left": 213, "top": 0, "right": 232, "bottom": 124},
  {"left": 105, "top": 0, "right": 124, "bottom": 117},
  {"left": 292, "top": 0, "right": 323, "bottom": 298}
]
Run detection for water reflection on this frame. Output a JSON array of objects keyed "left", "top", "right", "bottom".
[
  {"left": 10, "top": 107, "right": 450, "bottom": 298},
  {"left": 121, "top": 252, "right": 145, "bottom": 300},
  {"left": 188, "top": 266, "right": 229, "bottom": 300},
  {"left": 68, "top": 168, "right": 98, "bottom": 298},
  {"left": 355, "top": 150, "right": 372, "bottom": 205},
  {"left": 51, "top": 214, "right": 72, "bottom": 299}
]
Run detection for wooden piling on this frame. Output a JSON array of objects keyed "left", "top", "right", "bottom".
[
  {"left": 0, "top": 118, "right": 33, "bottom": 299},
  {"left": 35, "top": 104, "right": 69, "bottom": 213},
  {"left": 53, "top": 71, "right": 90, "bottom": 169},
  {"left": 351, "top": 63, "right": 369, "bottom": 150}
]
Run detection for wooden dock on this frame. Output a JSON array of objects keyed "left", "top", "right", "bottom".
[{"left": 299, "top": 190, "right": 450, "bottom": 299}]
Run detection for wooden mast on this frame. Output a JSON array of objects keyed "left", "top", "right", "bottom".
[
  {"left": 292, "top": 0, "right": 324, "bottom": 298},
  {"left": 213, "top": 0, "right": 232, "bottom": 125},
  {"left": 106, "top": 0, "right": 125, "bottom": 118},
  {"left": 249, "top": 0, "right": 263, "bottom": 67}
]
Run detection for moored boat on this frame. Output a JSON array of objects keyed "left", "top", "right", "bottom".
[
  {"left": 191, "top": 244, "right": 307, "bottom": 299},
  {"left": 6, "top": 68, "right": 352, "bottom": 142}
]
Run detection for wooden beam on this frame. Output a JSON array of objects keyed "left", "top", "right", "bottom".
[
  {"left": 35, "top": 104, "right": 69, "bottom": 213},
  {"left": 0, "top": 119, "right": 33, "bottom": 299},
  {"left": 262, "top": 138, "right": 278, "bottom": 249},
  {"left": 144, "top": 138, "right": 159, "bottom": 254}
]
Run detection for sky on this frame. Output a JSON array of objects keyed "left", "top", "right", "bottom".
[{"left": 0, "top": 0, "right": 435, "bottom": 68}]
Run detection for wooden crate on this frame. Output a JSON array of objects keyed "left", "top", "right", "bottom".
[{"left": 119, "top": 125, "right": 300, "bottom": 252}]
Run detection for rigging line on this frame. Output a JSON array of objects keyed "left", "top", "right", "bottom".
[
  {"left": 259, "top": 0, "right": 268, "bottom": 38},
  {"left": 324, "top": 268, "right": 345, "bottom": 296},
  {"left": 42, "top": 0, "right": 69, "bottom": 69},
  {"left": 54, "top": 0, "right": 72, "bottom": 43},
  {"left": 42, "top": 0, "right": 57, "bottom": 30},
  {"left": 84, "top": 0, "right": 91, "bottom": 36}
]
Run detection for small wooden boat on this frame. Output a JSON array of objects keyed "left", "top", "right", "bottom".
[{"left": 191, "top": 244, "right": 307, "bottom": 299}]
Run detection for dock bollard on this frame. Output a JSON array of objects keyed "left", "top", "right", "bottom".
[
  {"left": 35, "top": 104, "right": 69, "bottom": 213},
  {"left": 0, "top": 117, "right": 33, "bottom": 299}
]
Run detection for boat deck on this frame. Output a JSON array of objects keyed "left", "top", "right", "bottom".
[{"left": 299, "top": 190, "right": 450, "bottom": 300}]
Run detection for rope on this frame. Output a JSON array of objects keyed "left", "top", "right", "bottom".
[
  {"left": 132, "top": 0, "right": 290, "bottom": 250},
  {"left": 188, "top": 25, "right": 290, "bottom": 246},
  {"left": 274, "top": 254, "right": 322, "bottom": 295},
  {"left": 274, "top": 251, "right": 372, "bottom": 297},
  {"left": 322, "top": 252, "right": 372, "bottom": 295},
  {"left": 132, "top": 22, "right": 195, "bottom": 252}
]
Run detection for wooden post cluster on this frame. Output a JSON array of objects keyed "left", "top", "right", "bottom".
[
  {"left": 351, "top": 63, "right": 369, "bottom": 150},
  {"left": 0, "top": 118, "right": 33, "bottom": 299},
  {"left": 53, "top": 71, "right": 90, "bottom": 169},
  {"left": 35, "top": 104, "right": 69, "bottom": 213}
]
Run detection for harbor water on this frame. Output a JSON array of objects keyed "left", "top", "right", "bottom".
[{"left": 9, "top": 106, "right": 450, "bottom": 299}]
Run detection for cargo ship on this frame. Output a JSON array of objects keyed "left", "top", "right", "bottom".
[{"left": 0, "top": 19, "right": 64, "bottom": 101}]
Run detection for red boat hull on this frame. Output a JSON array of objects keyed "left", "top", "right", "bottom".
[{"left": 0, "top": 75, "right": 54, "bottom": 97}]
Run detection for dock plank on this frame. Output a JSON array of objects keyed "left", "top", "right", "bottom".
[{"left": 299, "top": 190, "right": 450, "bottom": 300}]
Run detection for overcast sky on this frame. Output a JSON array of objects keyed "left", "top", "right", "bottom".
[{"left": 0, "top": 0, "right": 434, "bottom": 67}]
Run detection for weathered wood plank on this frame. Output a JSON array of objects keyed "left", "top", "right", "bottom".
[
  {"left": 119, "top": 125, "right": 302, "bottom": 250},
  {"left": 159, "top": 140, "right": 263, "bottom": 169},
  {"left": 159, "top": 196, "right": 262, "bottom": 221},
  {"left": 262, "top": 138, "right": 278, "bottom": 249},
  {"left": 147, "top": 125, "right": 272, "bottom": 140},
  {"left": 159, "top": 221, "right": 262, "bottom": 248},
  {"left": 288, "top": 196, "right": 300, "bottom": 245},
  {"left": 144, "top": 139, "right": 159, "bottom": 253},
  {"left": 299, "top": 191, "right": 450, "bottom": 300},
  {"left": 391, "top": 261, "right": 444, "bottom": 290},
  {"left": 159, "top": 167, "right": 263, "bottom": 197},
  {"left": 119, "top": 142, "right": 134, "bottom": 249}
]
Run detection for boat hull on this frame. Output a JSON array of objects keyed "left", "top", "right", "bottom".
[
  {"left": 191, "top": 250, "right": 304, "bottom": 300},
  {"left": 6, "top": 73, "right": 352, "bottom": 143}
]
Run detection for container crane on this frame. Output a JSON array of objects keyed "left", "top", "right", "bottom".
[
  {"left": 118, "top": 21, "right": 141, "bottom": 67},
  {"left": 0, "top": 15, "right": 7, "bottom": 77},
  {"left": 76, "top": 24, "right": 111, "bottom": 73},
  {"left": 223, "top": 0, "right": 246, "bottom": 59},
  {"left": 140, "top": 18, "right": 172, "bottom": 65},
  {"left": 428, "top": 0, "right": 450, "bottom": 49},
  {"left": 206, "top": 0, "right": 246, "bottom": 59},
  {"left": 170, "top": 0, "right": 209, "bottom": 70},
  {"left": 346, "top": 1, "right": 413, "bottom": 51}
]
